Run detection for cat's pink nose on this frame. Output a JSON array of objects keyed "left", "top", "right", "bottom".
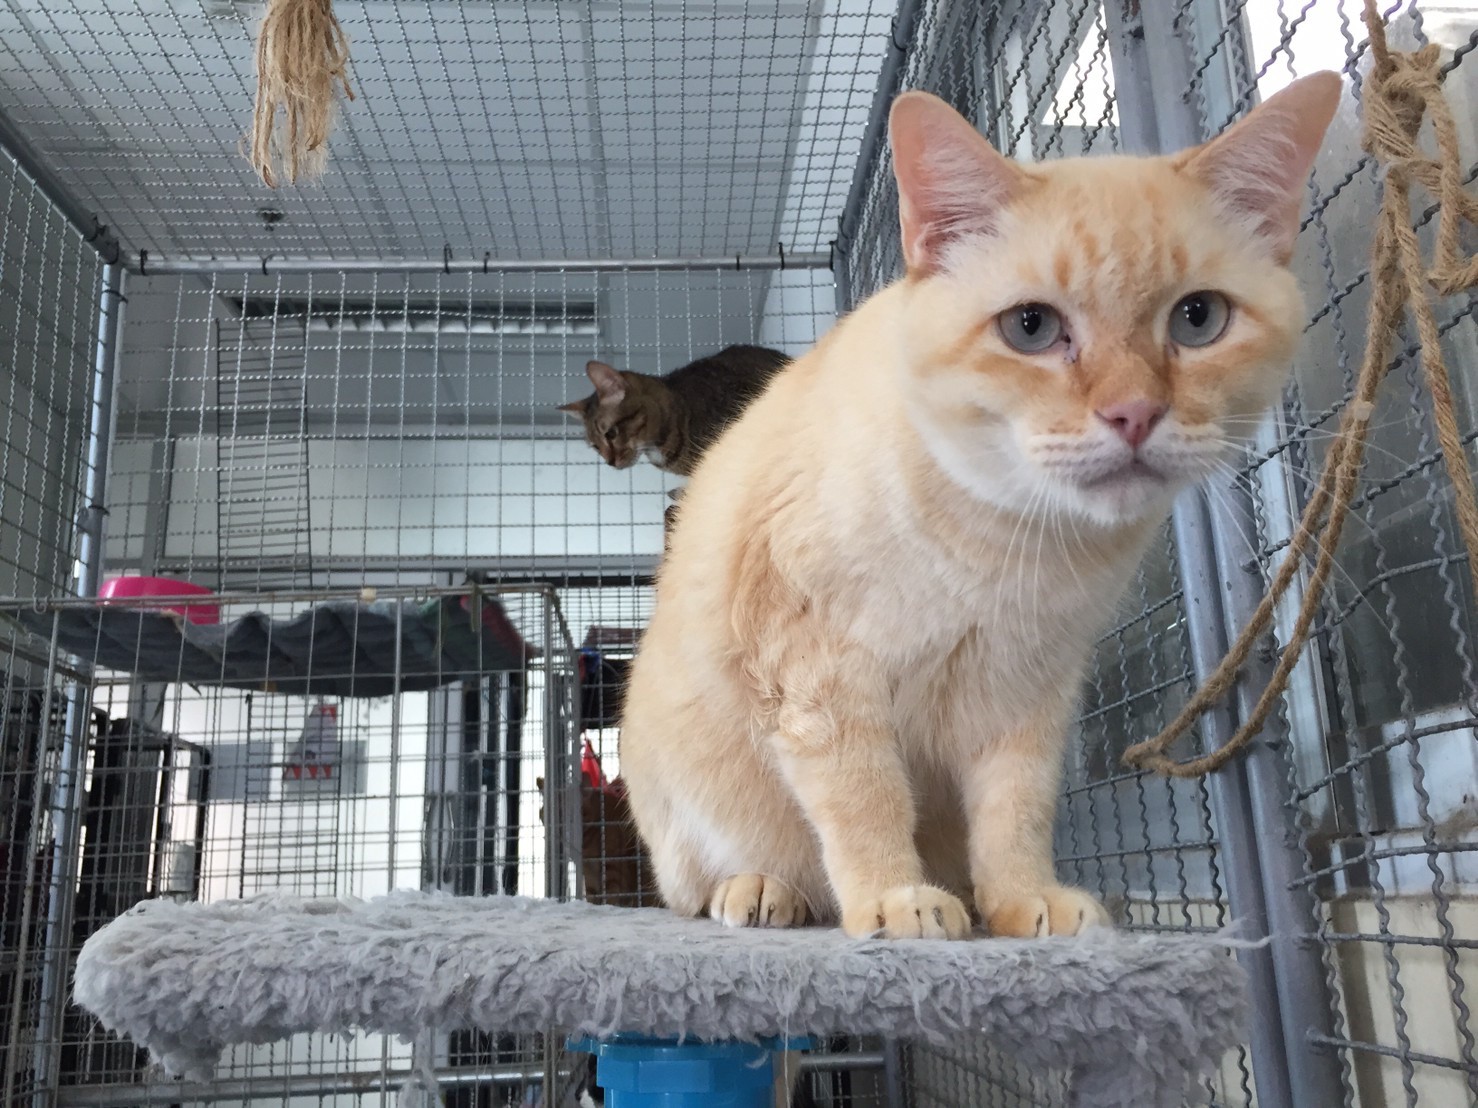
[{"left": 1096, "top": 399, "right": 1167, "bottom": 449}]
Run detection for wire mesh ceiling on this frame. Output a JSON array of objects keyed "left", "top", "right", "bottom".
[{"left": 0, "top": 0, "right": 896, "bottom": 265}]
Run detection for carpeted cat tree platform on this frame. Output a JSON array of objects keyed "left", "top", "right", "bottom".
[{"left": 73, "top": 892, "right": 1248, "bottom": 1108}]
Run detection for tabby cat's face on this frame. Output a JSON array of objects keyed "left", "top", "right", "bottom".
[
  {"left": 574, "top": 394, "right": 651, "bottom": 469},
  {"left": 890, "top": 77, "right": 1339, "bottom": 529},
  {"left": 561, "top": 361, "right": 656, "bottom": 469}
]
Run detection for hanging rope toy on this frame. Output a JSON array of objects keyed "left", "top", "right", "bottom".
[
  {"left": 1123, "top": 2, "right": 1478, "bottom": 777},
  {"left": 249, "top": 0, "right": 355, "bottom": 188}
]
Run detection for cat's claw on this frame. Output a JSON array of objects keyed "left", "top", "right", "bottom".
[
  {"left": 844, "top": 885, "right": 971, "bottom": 940},
  {"left": 981, "top": 886, "right": 1109, "bottom": 938},
  {"left": 708, "top": 873, "right": 808, "bottom": 928}
]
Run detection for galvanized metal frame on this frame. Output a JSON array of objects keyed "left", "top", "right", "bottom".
[
  {"left": 139, "top": 252, "right": 833, "bottom": 278},
  {"left": 0, "top": 5, "right": 869, "bottom": 1103},
  {"left": 30, "top": 261, "right": 125, "bottom": 1108},
  {"left": 0, "top": 107, "right": 121, "bottom": 267},
  {"left": 1100, "top": 0, "right": 1345, "bottom": 1102},
  {"left": 834, "top": 0, "right": 929, "bottom": 315},
  {"left": 4, "top": 1, "right": 1475, "bottom": 1105}
]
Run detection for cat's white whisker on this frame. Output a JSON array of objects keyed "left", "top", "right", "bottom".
[{"left": 1199, "top": 462, "right": 1393, "bottom": 640}]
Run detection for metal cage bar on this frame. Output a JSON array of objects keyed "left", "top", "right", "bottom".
[
  {"left": 30, "top": 261, "right": 125, "bottom": 1108},
  {"left": 137, "top": 252, "right": 834, "bottom": 278},
  {"left": 1104, "top": 0, "right": 1346, "bottom": 1102},
  {"left": 0, "top": 2, "right": 1473, "bottom": 1106}
]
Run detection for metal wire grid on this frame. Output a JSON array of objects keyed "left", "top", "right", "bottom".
[
  {"left": 0, "top": 145, "right": 104, "bottom": 1106},
  {"left": 839, "top": 0, "right": 1258, "bottom": 1103},
  {"left": 1175, "top": 1, "right": 1478, "bottom": 1102},
  {"left": 0, "top": 657, "right": 72, "bottom": 1105},
  {"left": 0, "top": 146, "right": 103, "bottom": 602},
  {"left": 793, "top": 1045, "right": 893, "bottom": 1108},
  {"left": 8, "top": 0, "right": 1474, "bottom": 1105},
  {"left": 556, "top": 583, "right": 656, "bottom": 912},
  {"left": 840, "top": 0, "right": 1120, "bottom": 302},
  {"left": 105, "top": 266, "right": 835, "bottom": 592},
  {"left": 1, "top": 584, "right": 578, "bottom": 1105},
  {"left": 46, "top": 262, "right": 833, "bottom": 1101},
  {"left": 901, "top": 1040, "right": 1065, "bottom": 1107},
  {"left": 0, "top": 0, "right": 896, "bottom": 265}
]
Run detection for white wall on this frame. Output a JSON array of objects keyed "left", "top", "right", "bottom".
[{"left": 107, "top": 429, "right": 676, "bottom": 572}]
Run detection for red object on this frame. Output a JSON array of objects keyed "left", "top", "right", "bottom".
[
  {"left": 579, "top": 741, "right": 629, "bottom": 802},
  {"left": 99, "top": 576, "right": 219, "bottom": 625},
  {"left": 458, "top": 594, "right": 538, "bottom": 659},
  {"left": 582, "top": 739, "right": 607, "bottom": 790},
  {"left": 284, "top": 702, "right": 338, "bottom": 781},
  {"left": 284, "top": 764, "right": 333, "bottom": 780}
]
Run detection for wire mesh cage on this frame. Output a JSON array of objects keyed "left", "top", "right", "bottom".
[
  {"left": 839, "top": 0, "right": 1478, "bottom": 1105},
  {"left": 0, "top": 2, "right": 868, "bottom": 1101},
  {"left": 0, "top": 0, "right": 1475, "bottom": 1105},
  {"left": 1, "top": 582, "right": 580, "bottom": 1106},
  {"left": 1226, "top": 7, "right": 1478, "bottom": 1105}
]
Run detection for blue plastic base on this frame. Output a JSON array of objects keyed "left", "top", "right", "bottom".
[{"left": 567, "top": 1035, "right": 810, "bottom": 1108}]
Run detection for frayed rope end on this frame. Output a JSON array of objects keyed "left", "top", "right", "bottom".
[{"left": 248, "top": 0, "right": 355, "bottom": 189}]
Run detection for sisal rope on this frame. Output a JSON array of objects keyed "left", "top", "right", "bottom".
[
  {"left": 248, "top": 0, "right": 355, "bottom": 188},
  {"left": 1123, "top": 2, "right": 1478, "bottom": 777}
]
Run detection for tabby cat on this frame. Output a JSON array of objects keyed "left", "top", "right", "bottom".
[
  {"left": 559, "top": 345, "right": 789, "bottom": 475},
  {"left": 617, "top": 77, "right": 1341, "bottom": 940}
]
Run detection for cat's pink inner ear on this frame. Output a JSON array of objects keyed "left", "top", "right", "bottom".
[
  {"left": 557, "top": 400, "right": 585, "bottom": 415},
  {"left": 1176, "top": 71, "right": 1342, "bottom": 264},
  {"left": 888, "top": 90, "right": 1024, "bottom": 275},
  {"left": 586, "top": 360, "right": 626, "bottom": 403}
]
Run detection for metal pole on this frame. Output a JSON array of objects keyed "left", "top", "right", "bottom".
[
  {"left": 882, "top": 1039, "right": 908, "bottom": 1108},
  {"left": 542, "top": 588, "right": 561, "bottom": 903},
  {"left": 33, "top": 262, "right": 126, "bottom": 1106},
  {"left": 1100, "top": 0, "right": 1177, "bottom": 156},
  {"left": 834, "top": 251, "right": 853, "bottom": 318},
  {"left": 4, "top": 619, "right": 66, "bottom": 1108},
  {"left": 540, "top": 588, "right": 561, "bottom": 1105},
  {"left": 1170, "top": 493, "right": 1295, "bottom": 1108},
  {"left": 76, "top": 265, "right": 125, "bottom": 599},
  {"left": 1208, "top": 491, "right": 1346, "bottom": 1105},
  {"left": 388, "top": 602, "right": 404, "bottom": 883},
  {"left": 130, "top": 252, "right": 832, "bottom": 278},
  {"left": 53, "top": 1063, "right": 570, "bottom": 1105},
  {"left": 1101, "top": 0, "right": 1344, "bottom": 1101}
]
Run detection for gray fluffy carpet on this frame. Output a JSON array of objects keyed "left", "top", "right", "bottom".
[{"left": 74, "top": 892, "right": 1249, "bottom": 1108}]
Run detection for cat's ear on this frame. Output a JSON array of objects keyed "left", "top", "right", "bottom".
[
  {"left": 557, "top": 399, "right": 586, "bottom": 416},
  {"left": 888, "top": 90, "right": 1026, "bottom": 276},
  {"left": 1176, "top": 71, "right": 1341, "bottom": 264},
  {"left": 586, "top": 360, "right": 626, "bottom": 403}
]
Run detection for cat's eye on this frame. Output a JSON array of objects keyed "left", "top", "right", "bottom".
[
  {"left": 1168, "top": 291, "right": 1231, "bottom": 347},
  {"left": 998, "top": 303, "right": 1064, "bottom": 354},
  {"left": 603, "top": 428, "right": 619, "bottom": 442}
]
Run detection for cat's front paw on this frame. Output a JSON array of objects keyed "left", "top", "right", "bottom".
[
  {"left": 708, "top": 873, "right": 808, "bottom": 928},
  {"left": 980, "top": 885, "right": 1109, "bottom": 937},
  {"left": 843, "top": 885, "right": 971, "bottom": 940}
]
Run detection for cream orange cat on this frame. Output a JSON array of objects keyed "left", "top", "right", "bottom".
[{"left": 619, "top": 76, "right": 1341, "bottom": 940}]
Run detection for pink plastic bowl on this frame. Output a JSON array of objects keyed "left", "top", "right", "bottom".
[{"left": 99, "top": 576, "right": 220, "bottom": 625}]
